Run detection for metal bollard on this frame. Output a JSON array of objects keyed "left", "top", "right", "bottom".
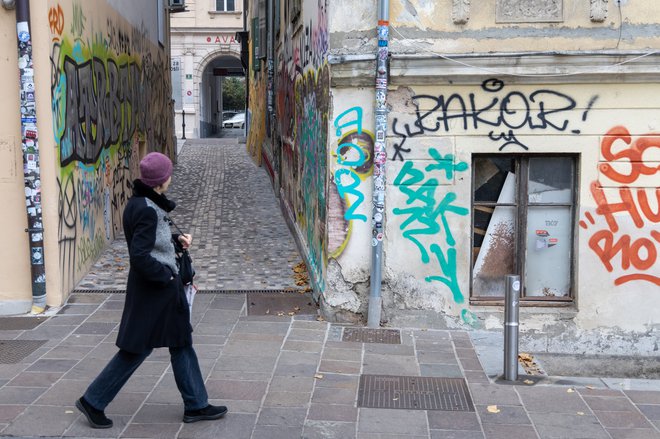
[
  {"left": 503, "top": 274, "right": 521, "bottom": 381},
  {"left": 181, "top": 109, "right": 186, "bottom": 140}
]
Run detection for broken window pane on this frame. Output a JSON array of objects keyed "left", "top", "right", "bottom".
[
  {"left": 473, "top": 169, "right": 516, "bottom": 297},
  {"left": 474, "top": 157, "right": 515, "bottom": 203}
]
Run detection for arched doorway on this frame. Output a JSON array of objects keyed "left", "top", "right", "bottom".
[{"left": 198, "top": 54, "right": 245, "bottom": 138}]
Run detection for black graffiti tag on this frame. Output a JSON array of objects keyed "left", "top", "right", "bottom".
[{"left": 391, "top": 79, "right": 596, "bottom": 161}]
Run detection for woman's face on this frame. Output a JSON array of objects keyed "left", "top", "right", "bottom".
[{"left": 155, "top": 176, "right": 172, "bottom": 194}]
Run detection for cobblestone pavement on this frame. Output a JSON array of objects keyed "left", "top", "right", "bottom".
[
  {"left": 76, "top": 138, "right": 302, "bottom": 291},
  {"left": 2, "top": 139, "right": 659, "bottom": 438}
]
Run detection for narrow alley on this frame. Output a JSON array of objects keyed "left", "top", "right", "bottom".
[{"left": 76, "top": 138, "right": 303, "bottom": 292}]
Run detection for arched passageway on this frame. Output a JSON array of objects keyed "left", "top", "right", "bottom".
[{"left": 199, "top": 55, "right": 245, "bottom": 138}]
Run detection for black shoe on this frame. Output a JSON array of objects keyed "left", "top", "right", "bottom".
[
  {"left": 183, "top": 404, "right": 228, "bottom": 423},
  {"left": 75, "top": 397, "right": 113, "bottom": 429}
]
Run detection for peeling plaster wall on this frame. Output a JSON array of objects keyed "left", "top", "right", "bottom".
[
  {"left": 329, "top": 0, "right": 660, "bottom": 55},
  {"left": 324, "top": 79, "right": 660, "bottom": 354},
  {"left": 278, "top": 0, "right": 660, "bottom": 355}
]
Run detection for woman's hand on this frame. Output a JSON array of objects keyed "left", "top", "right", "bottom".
[{"left": 178, "top": 234, "right": 193, "bottom": 249}]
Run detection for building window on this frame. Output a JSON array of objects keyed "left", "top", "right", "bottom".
[
  {"left": 216, "top": 0, "right": 235, "bottom": 11},
  {"left": 471, "top": 155, "right": 576, "bottom": 303}
]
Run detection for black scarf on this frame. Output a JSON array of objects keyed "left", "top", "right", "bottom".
[{"left": 132, "top": 179, "right": 176, "bottom": 213}]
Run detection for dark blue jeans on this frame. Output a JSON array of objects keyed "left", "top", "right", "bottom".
[{"left": 83, "top": 346, "right": 208, "bottom": 411}]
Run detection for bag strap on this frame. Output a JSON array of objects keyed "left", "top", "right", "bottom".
[{"left": 164, "top": 216, "right": 186, "bottom": 235}]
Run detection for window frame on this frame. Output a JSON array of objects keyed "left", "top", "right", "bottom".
[
  {"left": 215, "top": 0, "right": 236, "bottom": 12},
  {"left": 470, "top": 153, "right": 579, "bottom": 306}
]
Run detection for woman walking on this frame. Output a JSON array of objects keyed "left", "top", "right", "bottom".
[{"left": 76, "top": 152, "right": 227, "bottom": 428}]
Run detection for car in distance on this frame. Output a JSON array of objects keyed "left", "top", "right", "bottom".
[
  {"left": 222, "top": 111, "right": 238, "bottom": 121},
  {"left": 223, "top": 112, "right": 245, "bottom": 129}
]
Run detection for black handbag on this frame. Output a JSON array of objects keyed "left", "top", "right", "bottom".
[{"left": 166, "top": 217, "right": 196, "bottom": 285}]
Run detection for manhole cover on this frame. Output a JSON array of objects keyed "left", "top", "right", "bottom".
[
  {"left": 0, "top": 317, "right": 47, "bottom": 331},
  {"left": 247, "top": 292, "right": 318, "bottom": 316},
  {"left": 0, "top": 339, "right": 47, "bottom": 364},
  {"left": 358, "top": 375, "right": 474, "bottom": 411},
  {"left": 342, "top": 328, "right": 401, "bottom": 344}
]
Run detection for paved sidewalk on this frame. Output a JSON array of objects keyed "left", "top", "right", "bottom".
[
  {"left": 1, "top": 139, "right": 659, "bottom": 438},
  {"left": 1, "top": 296, "right": 660, "bottom": 438}
]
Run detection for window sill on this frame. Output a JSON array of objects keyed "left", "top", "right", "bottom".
[
  {"left": 470, "top": 299, "right": 573, "bottom": 308},
  {"left": 208, "top": 11, "right": 242, "bottom": 16},
  {"left": 470, "top": 303, "right": 578, "bottom": 317}
]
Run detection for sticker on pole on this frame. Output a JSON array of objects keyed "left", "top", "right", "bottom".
[{"left": 512, "top": 280, "right": 520, "bottom": 291}]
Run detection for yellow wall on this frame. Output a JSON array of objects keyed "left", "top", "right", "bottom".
[
  {"left": 0, "top": 1, "right": 173, "bottom": 313},
  {"left": 0, "top": 7, "right": 32, "bottom": 313}
]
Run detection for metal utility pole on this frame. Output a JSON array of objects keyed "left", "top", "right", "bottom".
[
  {"left": 367, "top": 0, "right": 390, "bottom": 328},
  {"left": 15, "top": 0, "right": 47, "bottom": 313}
]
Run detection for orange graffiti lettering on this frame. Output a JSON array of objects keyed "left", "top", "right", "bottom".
[
  {"left": 584, "top": 127, "right": 660, "bottom": 288},
  {"left": 589, "top": 230, "right": 660, "bottom": 286},
  {"left": 600, "top": 125, "right": 660, "bottom": 184},
  {"left": 48, "top": 5, "right": 64, "bottom": 36}
]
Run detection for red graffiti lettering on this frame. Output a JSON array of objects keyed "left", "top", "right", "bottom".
[
  {"left": 48, "top": 5, "right": 64, "bottom": 36},
  {"left": 583, "top": 127, "right": 660, "bottom": 288},
  {"left": 600, "top": 125, "right": 660, "bottom": 184}
]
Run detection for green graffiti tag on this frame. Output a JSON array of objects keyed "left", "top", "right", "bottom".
[{"left": 393, "top": 147, "right": 478, "bottom": 327}]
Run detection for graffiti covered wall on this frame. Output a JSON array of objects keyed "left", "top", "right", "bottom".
[
  {"left": 273, "top": 0, "right": 330, "bottom": 292},
  {"left": 326, "top": 80, "right": 660, "bottom": 336},
  {"left": 49, "top": 0, "right": 173, "bottom": 294}
]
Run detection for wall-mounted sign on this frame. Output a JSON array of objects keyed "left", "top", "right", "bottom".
[
  {"left": 186, "top": 74, "right": 192, "bottom": 80},
  {"left": 205, "top": 35, "right": 237, "bottom": 44}
]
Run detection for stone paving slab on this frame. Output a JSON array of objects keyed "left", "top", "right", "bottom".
[{"left": 1, "top": 141, "right": 659, "bottom": 438}]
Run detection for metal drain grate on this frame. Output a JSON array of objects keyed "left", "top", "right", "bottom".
[
  {"left": 342, "top": 328, "right": 401, "bottom": 344},
  {"left": 72, "top": 289, "right": 125, "bottom": 294},
  {"left": 357, "top": 375, "right": 474, "bottom": 411},
  {"left": 71, "top": 289, "right": 307, "bottom": 295},
  {"left": 247, "top": 292, "right": 318, "bottom": 316},
  {"left": 0, "top": 339, "right": 47, "bottom": 364},
  {"left": 0, "top": 317, "right": 47, "bottom": 331},
  {"left": 209, "top": 289, "right": 307, "bottom": 294}
]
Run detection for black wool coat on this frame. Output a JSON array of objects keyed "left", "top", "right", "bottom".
[{"left": 116, "top": 179, "right": 192, "bottom": 353}]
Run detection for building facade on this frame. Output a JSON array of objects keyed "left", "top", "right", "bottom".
[
  {"left": 0, "top": 0, "right": 174, "bottom": 314},
  {"left": 170, "top": 0, "right": 245, "bottom": 138},
  {"left": 247, "top": 0, "right": 660, "bottom": 355}
]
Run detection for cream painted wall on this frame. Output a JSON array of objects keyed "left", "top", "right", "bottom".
[
  {"left": 0, "top": 7, "right": 32, "bottom": 314},
  {"left": 329, "top": 0, "right": 660, "bottom": 53},
  {"left": 171, "top": 0, "right": 244, "bottom": 29},
  {"left": 327, "top": 81, "right": 660, "bottom": 335}
]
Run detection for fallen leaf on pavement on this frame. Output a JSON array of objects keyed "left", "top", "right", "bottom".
[
  {"left": 316, "top": 316, "right": 325, "bottom": 322},
  {"left": 265, "top": 309, "right": 270, "bottom": 315},
  {"left": 577, "top": 411, "right": 585, "bottom": 416},
  {"left": 585, "top": 385, "right": 595, "bottom": 390},
  {"left": 523, "top": 379, "right": 534, "bottom": 385},
  {"left": 567, "top": 388, "right": 575, "bottom": 393},
  {"left": 487, "top": 405, "right": 500, "bottom": 414},
  {"left": 314, "top": 374, "right": 324, "bottom": 379},
  {"left": 288, "top": 312, "right": 295, "bottom": 316}
]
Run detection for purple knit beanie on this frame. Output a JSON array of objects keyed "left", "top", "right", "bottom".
[{"left": 139, "top": 152, "right": 173, "bottom": 187}]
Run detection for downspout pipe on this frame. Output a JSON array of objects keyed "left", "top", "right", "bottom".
[
  {"left": 15, "top": 0, "right": 47, "bottom": 314},
  {"left": 367, "top": 0, "right": 389, "bottom": 328}
]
